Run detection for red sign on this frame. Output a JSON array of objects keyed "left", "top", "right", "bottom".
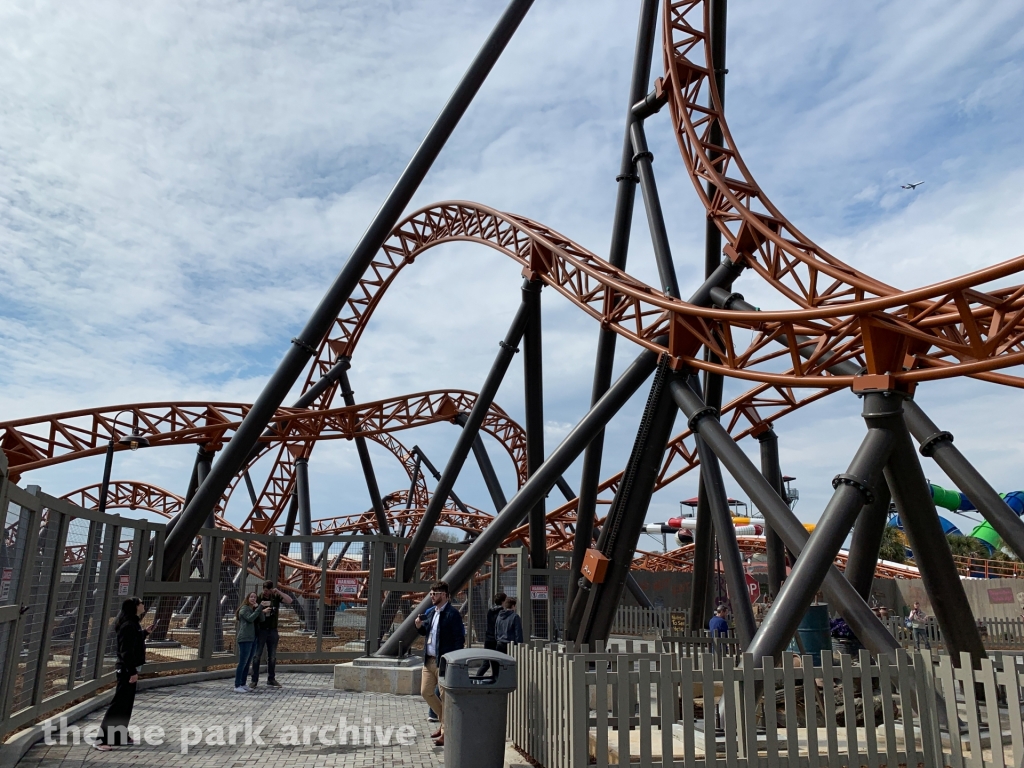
[
  {"left": 745, "top": 574, "right": 761, "bottom": 604},
  {"left": 117, "top": 574, "right": 130, "bottom": 596},
  {"left": 988, "top": 587, "right": 1015, "bottom": 604}
]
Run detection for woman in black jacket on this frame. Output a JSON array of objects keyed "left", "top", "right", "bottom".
[{"left": 95, "top": 597, "right": 154, "bottom": 750}]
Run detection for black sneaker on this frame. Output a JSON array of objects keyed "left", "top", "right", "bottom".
[
  {"left": 268, "top": 680, "right": 282, "bottom": 688},
  {"left": 249, "top": 681, "right": 259, "bottom": 688}
]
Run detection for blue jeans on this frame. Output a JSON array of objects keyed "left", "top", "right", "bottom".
[{"left": 235, "top": 641, "right": 255, "bottom": 688}]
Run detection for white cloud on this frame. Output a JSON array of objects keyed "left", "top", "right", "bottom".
[{"left": 1, "top": 0, "right": 1023, "bottom": 541}]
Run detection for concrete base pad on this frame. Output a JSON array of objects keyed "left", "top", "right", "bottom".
[{"left": 334, "top": 658, "right": 422, "bottom": 695}]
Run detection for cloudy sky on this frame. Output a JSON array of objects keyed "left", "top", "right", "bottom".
[{"left": 3, "top": 0, "right": 1024, "bottom": 550}]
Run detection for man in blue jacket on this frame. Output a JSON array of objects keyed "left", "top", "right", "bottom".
[{"left": 414, "top": 580, "right": 465, "bottom": 746}]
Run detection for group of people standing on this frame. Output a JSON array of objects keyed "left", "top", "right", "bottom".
[
  {"left": 233, "top": 580, "right": 294, "bottom": 692},
  {"left": 92, "top": 580, "right": 526, "bottom": 751}
]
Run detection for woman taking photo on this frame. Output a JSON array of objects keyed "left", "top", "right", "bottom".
[
  {"left": 234, "top": 591, "right": 266, "bottom": 693},
  {"left": 95, "top": 597, "right": 154, "bottom": 750}
]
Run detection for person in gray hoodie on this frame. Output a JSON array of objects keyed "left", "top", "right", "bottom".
[
  {"left": 494, "top": 596, "right": 523, "bottom": 654},
  {"left": 234, "top": 592, "right": 266, "bottom": 692}
]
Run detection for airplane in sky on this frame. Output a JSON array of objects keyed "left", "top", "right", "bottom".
[{"left": 901, "top": 181, "right": 925, "bottom": 190}]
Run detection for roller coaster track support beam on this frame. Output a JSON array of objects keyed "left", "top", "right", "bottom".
[
  {"left": 692, "top": 0, "right": 733, "bottom": 638},
  {"left": 454, "top": 413, "right": 507, "bottom": 513},
  {"left": 159, "top": 0, "right": 535, "bottom": 580},
  {"left": 669, "top": 379, "right": 900, "bottom": 659},
  {"left": 523, "top": 279, "right": 547, "bottom": 569},
  {"left": 689, "top": 475, "right": 716, "bottom": 630},
  {"left": 281, "top": 489, "right": 299, "bottom": 557},
  {"left": 402, "top": 298, "right": 530, "bottom": 581},
  {"left": 337, "top": 360, "right": 389, "bottom": 535},
  {"left": 295, "top": 456, "right": 317, "bottom": 631},
  {"left": 568, "top": 0, "right": 660, "bottom": 619},
  {"left": 747, "top": 392, "right": 900, "bottom": 664},
  {"left": 905, "top": 398, "right": 1024, "bottom": 562},
  {"left": 412, "top": 447, "right": 472, "bottom": 516},
  {"left": 885, "top": 398, "right": 987, "bottom": 669},
  {"left": 571, "top": 359, "right": 680, "bottom": 646},
  {"left": 845, "top": 476, "right": 893, "bottom": 601},
  {"left": 375, "top": 346, "right": 661, "bottom": 658},
  {"left": 754, "top": 427, "right": 788, "bottom": 600},
  {"left": 695, "top": 429, "right": 757, "bottom": 647},
  {"left": 630, "top": 123, "right": 679, "bottom": 299}
]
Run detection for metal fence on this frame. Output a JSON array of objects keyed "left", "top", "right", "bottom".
[
  {"left": 0, "top": 458, "right": 521, "bottom": 740},
  {"left": 611, "top": 606, "right": 688, "bottom": 638},
  {"left": 509, "top": 640, "right": 1024, "bottom": 768}
]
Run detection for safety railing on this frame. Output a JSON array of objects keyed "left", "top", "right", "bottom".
[
  {"left": 508, "top": 640, "right": 1024, "bottom": 768},
  {"left": 0, "top": 459, "right": 502, "bottom": 741},
  {"left": 611, "top": 606, "right": 688, "bottom": 637}
]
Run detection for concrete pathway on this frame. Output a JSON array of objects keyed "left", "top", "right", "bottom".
[{"left": 16, "top": 673, "right": 530, "bottom": 767}]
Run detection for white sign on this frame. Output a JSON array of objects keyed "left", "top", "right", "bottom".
[
  {"left": 530, "top": 585, "right": 548, "bottom": 601},
  {"left": 117, "top": 574, "right": 131, "bottom": 597},
  {"left": 334, "top": 577, "right": 358, "bottom": 596},
  {"left": 0, "top": 567, "right": 12, "bottom": 602}
]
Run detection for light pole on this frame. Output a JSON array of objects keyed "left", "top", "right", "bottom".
[{"left": 97, "top": 411, "right": 151, "bottom": 515}]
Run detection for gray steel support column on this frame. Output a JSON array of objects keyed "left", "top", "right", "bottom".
[
  {"left": 281, "top": 490, "right": 299, "bottom": 558},
  {"left": 337, "top": 362, "right": 389, "bottom": 535},
  {"left": 568, "top": 0, "right": 660, "bottom": 618},
  {"left": 904, "top": 397, "right": 1024, "bottom": 561},
  {"left": 572, "top": 361, "right": 680, "bottom": 645},
  {"left": 295, "top": 458, "right": 314, "bottom": 565},
  {"left": 403, "top": 300, "right": 530, "bottom": 581},
  {"left": 689, "top": 476, "right": 716, "bottom": 628},
  {"left": 746, "top": 392, "right": 899, "bottom": 663},
  {"left": 404, "top": 453, "right": 423, "bottom": 510},
  {"left": 845, "top": 477, "right": 892, "bottom": 601},
  {"left": 243, "top": 471, "right": 259, "bottom": 507},
  {"left": 454, "top": 412, "right": 507, "bottom": 513},
  {"left": 96, "top": 441, "right": 115, "bottom": 515},
  {"left": 522, "top": 279, "right": 547, "bottom": 569},
  {"left": 160, "top": 0, "right": 536, "bottom": 579},
  {"left": 294, "top": 456, "right": 316, "bottom": 631},
  {"left": 668, "top": 378, "right": 900, "bottom": 657},
  {"left": 629, "top": 121, "right": 680, "bottom": 299},
  {"left": 413, "top": 447, "right": 472, "bottom": 516},
  {"left": 886, "top": 401, "right": 987, "bottom": 668},
  {"left": 755, "top": 427, "right": 788, "bottom": 600},
  {"left": 704, "top": 0, "right": 728, "bottom": 281},
  {"left": 694, "top": 433, "right": 756, "bottom": 647},
  {"left": 375, "top": 346, "right": 660, "bottom": 657},
  {"left": 692, "top": 0, "right": 730, "bottom": 632}
]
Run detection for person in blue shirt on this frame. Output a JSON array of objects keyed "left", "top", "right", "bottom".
[{"left": 708, "top": 605, "right": 730, "bottom": 636}]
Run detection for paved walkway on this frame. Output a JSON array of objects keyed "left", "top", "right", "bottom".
[{"left": 18, "top": 673, "right": 529, "bottom": 767}]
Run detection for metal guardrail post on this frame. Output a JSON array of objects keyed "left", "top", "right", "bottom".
[
  {"left": 200, "top": 533, "right": 224, "bottom": 665},
  {"left": 31, "top": 509, "right": 70, "bottom": 706},
  {"left": 366, "top": 538, "right": 384, "bottom": 655},
  {"left": 0, "top": 498, "right": 42, "bottom": 721},
  {"left": 317, "top": 539, "right": 329, "bottom": 654},
  {"left": 89, "top": 521, "right": 120, "bottom": 681}
]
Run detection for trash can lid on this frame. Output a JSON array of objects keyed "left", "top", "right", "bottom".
[{"left": 441, "top": 648, "right": 516, "bottom": 669}]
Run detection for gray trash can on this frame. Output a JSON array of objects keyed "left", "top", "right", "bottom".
[{"left": 439, "top": 648, "right": 517, "bottom": 768}]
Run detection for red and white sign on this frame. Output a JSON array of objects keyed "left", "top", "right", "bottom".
[
  {"left": 117, "top": 574, "right": 131, "bottom": 597},
  {"left": 530, "top": 585, "right": 548, "bottom": 601},
  {"left": 745, "top": 574, "right": 761, "bottom": 604},
  {"left": 0, "top": 568, "right": 12, "bottom": 602},
  {"left": 334, "top": 577, "right": 358, "bottom": 596}
]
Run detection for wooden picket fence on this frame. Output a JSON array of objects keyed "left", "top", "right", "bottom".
[
  {"left": 612, "top": 606, "right": 688, "bottom": 637},
  {"left": 507, "top": 641, "right": 1024, "bottom": 767}
]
